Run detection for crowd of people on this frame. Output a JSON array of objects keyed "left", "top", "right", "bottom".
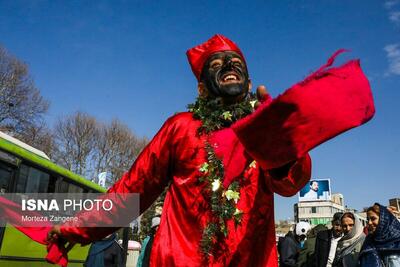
[
  {"left": 278, "top": 203, "right": 400, "bottom": 267},
  {"left": 84, "top": 216, "right": 161, "bottom": 267}
]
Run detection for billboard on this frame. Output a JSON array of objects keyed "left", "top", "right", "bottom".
[{"left": 299, "top": 179, "right": 331, "bottom": 202}]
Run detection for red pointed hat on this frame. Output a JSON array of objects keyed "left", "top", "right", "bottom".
[{"left": 186, "top": 34, "right": 246, "bottom": 81}]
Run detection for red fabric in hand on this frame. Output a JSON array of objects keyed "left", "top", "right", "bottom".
[
  {"left": 232, "top": 50, "right": 375, "bottom": 169},
  {"left": 209, "top": 127, "right": 249, "bottom": 188},
  {"left": 0, "top": 196, "right": 68, "bottom": 267},
  {"left": 208, "top": 95, "right": 274, "bottom": 188}
]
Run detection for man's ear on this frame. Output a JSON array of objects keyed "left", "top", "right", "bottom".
[
  {"left": 198, "top": 82, "right": 208, "bottom": 98},
  {"left": 248, "top": 78, "right": 252, "bottom": 93}
]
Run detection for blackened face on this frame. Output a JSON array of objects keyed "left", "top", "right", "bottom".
[{"left": 200, "top": 51, "right": 250, "bottom": 103}]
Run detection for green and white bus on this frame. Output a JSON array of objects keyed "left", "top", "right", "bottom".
[{"left": 0, "top": 131, "right": 106, "bottom": 266}]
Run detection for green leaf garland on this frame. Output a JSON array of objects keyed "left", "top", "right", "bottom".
[
  {"left": 188, "top": 94, "right": 256, "bottom": 134},
  {"left": 187, "top": 94, "right": 256, "bottom": 258}
]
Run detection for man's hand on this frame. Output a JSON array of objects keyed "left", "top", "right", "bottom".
[
  {"left": 388, "top": 206, "right": 400, "bottom": 218},
  {"left": 47, "top": 225, "right": 62, "bottom": 243},
  {"left": 255, "top": 85, "right": 270, "bottom": 109},
  {"left": 268, "top": 160, "right": 296, "bottom": 180},
  {"left": 47, "top": 225, "right": 76, "bottom": 252}
]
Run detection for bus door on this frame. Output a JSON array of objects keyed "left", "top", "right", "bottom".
[{"left": 0, "top": 162, "right": 57, "bottom": 263}]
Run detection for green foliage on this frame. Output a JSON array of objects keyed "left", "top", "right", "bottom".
[
  {"left": 187, "top": 95, "right": 259, "bottom": 258},
  {"left": 200, "top": 222, "right": 218, "bottom": 257},
  {"left": 187, "top": 94, "right": 256, "bottom": 134},
  {"left": 197, "top": 142, "right": 245, "bottom": 258}
]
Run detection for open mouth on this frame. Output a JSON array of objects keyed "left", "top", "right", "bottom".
[{"left": 220, "top": 72, "right": 240, "bottom": 83}]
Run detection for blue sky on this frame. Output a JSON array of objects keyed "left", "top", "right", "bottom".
[{"left": 1, "top": 0, "right": 399, "bottom": 220}]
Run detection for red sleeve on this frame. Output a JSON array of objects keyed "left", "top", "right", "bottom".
[
  {"left": 60, "top": 115, "right": 179, "bottom": 243},
  {"left": 266, "top": 154, "right": 311, "bottom": 197},
  {"left": 210, "top": 127, "right": 311, "bottom": 193},
  {"left": 107, "top": 115, "right": 177, "bottom": 210},
  {"left": 232, "top": 56, "right": 374, "bottom": 170}
]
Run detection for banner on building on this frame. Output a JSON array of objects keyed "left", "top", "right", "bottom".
[{"left": 299, "top": 179, "right": 331, "bottom": 202}]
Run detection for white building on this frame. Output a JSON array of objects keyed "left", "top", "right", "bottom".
[
  {"left": 389, "top": 198, "right": 400, "bottom": 219},
  {"left": 294, "top": 193, "right": 345, "bottom": 226}
]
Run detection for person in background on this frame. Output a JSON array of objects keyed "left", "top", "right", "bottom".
[
  {"left": 304, "top": 181, "right": 319, "bottom": 199},
  {"left": 297, "top": 223, "right": 328, "bottom": 267},
  {"left": 314, "top": 212, "right": 344, "bottom": 267},
  {"left": 333, "top": 212, "right": 365, "bottom": 267},
  {"left": 84, "top": 233, "right": 123, "bottom": 267},
  {"left": 359, "top": 203, "right": 400, "bottom": 267},
  {"left": 137, "top": 217, "right": 160, "bottom": 267},
  {"left": 278, "top": 221, "right": 311, "bottom": 267}
]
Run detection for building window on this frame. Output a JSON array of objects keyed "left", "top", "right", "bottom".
[{"left": 311, "top": 207, "right": 317, "bottom": 213}]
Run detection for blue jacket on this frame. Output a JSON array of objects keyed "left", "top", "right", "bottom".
[{"left": 84, "top": 233, "right": 123, "bottom": 267}]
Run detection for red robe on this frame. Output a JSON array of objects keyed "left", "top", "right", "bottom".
[
  {"left": 61, "top": 112, "right": 311, "bottom": 267},
  {"left": 60, "top": 51, "right": 375, "bottom": 266}
]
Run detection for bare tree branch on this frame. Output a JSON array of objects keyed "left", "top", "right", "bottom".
[
  {"left": 93, "top": 118, "right": 148, "bottom": 183},
  {"left": 0, "top": 45, "right": 49, "bottom": 133},
  {"left": 53, "top": 111, "right": 98, "bottom": 177}
]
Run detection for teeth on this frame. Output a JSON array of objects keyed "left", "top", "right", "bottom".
[{"left": 224, "top": 75, "right": 238, "bottom": 81}]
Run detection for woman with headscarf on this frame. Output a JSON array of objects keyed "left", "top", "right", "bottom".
[
  {"left": 333, "top": 212, "right": 366, "bottom": 267},
  {"left": 359, "top": 203, "right": 400, "bottom": 267}
]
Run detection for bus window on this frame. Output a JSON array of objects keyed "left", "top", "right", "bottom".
[
  {"left": 16, "top": 164, "right": 55, "bottom": 193},
  {"left": 58, "top": 180, "right": 84, "bottom": 194},
  {"left": 0, "top": 162, "right": 13, "bottom": 193}
]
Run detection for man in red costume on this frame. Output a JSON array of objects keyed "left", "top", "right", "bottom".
[{"left": 48, "top": 34, "right": 374, "bottom": 266}]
